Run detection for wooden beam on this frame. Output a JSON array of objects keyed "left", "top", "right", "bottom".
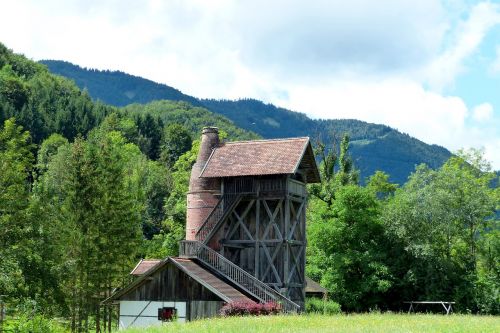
[
  {"left": 284, "top": 192, "right": 290, "bottom": 287},
  {"left": 255, "top": 199, "right": 260, "bottom": 279}
]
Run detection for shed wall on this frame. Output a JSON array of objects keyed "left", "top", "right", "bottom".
[
  {"left": 119, "top": 301, "right": 186, "bottom": 329},
  {"left": 120, "top": 262, "right": 222, "bottom": 302},
  {"left": 118, "top": 262, "right": 226, "bottom": 328}
]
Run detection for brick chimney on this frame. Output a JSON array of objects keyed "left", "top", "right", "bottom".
[{"left": 185, "top": 127, "right": 221, "bottom": 240}]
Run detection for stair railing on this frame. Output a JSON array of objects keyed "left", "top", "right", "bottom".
[
  {"left": 179, "top": 240, "right": 300, "bottom": 313},
  {"left": 195, "top": 193, "right": 241, "bottom": 243}
]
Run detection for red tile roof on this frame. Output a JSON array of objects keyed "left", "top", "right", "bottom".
[
  {"left": 130, "top": 259, "right": 161, "bottom": 276},
  {"left": 199, "top": 137, "right": 320, "bottom": 183}
]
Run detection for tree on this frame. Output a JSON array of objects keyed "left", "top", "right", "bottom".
[
  {"left": 382, "top": 150, "right": 499, "bottom": 312},
  {"left": 309, "top": 133, "right": 359, "bottom": 207},
  {"left": 36, "top": 133, "right": 68, "bottom": 173},
  {"left": 366, "top": 170, "right": 398, "bottom": 200},
  {"left": 136, "top": 113, "right": 163, "bottom": 160},
  {"left": 160, "top": 123, "right": 192, "bottom": 167},
  {"left": 35, "top": 129, "right": 144, "bottom": 331},
  {"left": 308, "top": 185, "right": 392, "bottom": 311},
  {"left": 0, "top": 118, "right": 33, "bottom": 299}
]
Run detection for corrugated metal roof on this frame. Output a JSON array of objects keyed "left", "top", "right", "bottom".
[{"left": 199, "top": 137, "right": 320, "bottom": 183}]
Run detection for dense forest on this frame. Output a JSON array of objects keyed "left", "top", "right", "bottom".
[
  {"left": 1, "top": 43, "right": 499, "bottom": 332},
  {"left": 40, "top": 60, "right": 453, "bottom": 185}
]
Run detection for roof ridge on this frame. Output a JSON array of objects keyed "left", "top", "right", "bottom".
[{"left": 221, "top": 137, "right": 309, "bottom": 146}]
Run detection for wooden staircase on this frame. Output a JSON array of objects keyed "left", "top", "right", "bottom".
[
  {"left": 195, "top": 193, "right": 242, "bottom": 244},
  {"left": 179, "top": 240, "right": 300, "bottom": 312}
]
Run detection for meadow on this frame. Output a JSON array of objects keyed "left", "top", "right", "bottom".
[{"left": 122, "top": 314, "right": 500, "bottom": 333}]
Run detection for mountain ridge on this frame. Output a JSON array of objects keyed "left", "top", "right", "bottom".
[{"left": 39, "top": 59, "right": 452, "bottom": 184}]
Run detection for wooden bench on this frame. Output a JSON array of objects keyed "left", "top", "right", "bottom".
[{"left": 404, "top": 301, "right": 455, "bottom": 315}]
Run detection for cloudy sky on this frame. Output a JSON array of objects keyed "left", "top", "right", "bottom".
[{"left": 1, "top": 0, "right": 499, "bottom": 168}]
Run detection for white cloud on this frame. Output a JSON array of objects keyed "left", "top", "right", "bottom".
[
  {"left": 270, "top": 78, "right": 500, "bottom": 168},
  {"left": 272, "top": 78, "right": 469, "bottom": 149},
  {"left": 425, "top": 2, "right": 500, "bottom": 91},
  {"left": 472, "top": 103, "right": 494, "bottom": 121},
  {"left": 0, "top": 1, "right": 499, "bottom": 168}
]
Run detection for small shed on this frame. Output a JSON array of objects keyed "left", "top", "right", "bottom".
[
  {"left": 104, "top": 257, "right": 254, "bottom": 329},
  {"left": 305, "top": 277, "right": 328, "bottom": 299}
]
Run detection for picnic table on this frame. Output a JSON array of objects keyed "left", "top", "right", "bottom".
[{"left": 404, "top": 301, "right": 455, "bottom": 315}]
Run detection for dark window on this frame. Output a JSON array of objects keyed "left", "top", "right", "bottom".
[{"left": 158, "top": 307, "right": 176, "bottom": 321}]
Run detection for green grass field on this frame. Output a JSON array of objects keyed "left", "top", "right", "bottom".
[{"left": 122, "top": 314, "right": 500, "bottom": 333}]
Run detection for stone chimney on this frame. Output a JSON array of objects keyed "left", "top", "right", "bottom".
[{"left": 185, "top": 127, "right": 221, "bottom": 240}]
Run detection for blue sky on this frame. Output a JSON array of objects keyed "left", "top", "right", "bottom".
[{"left": 0, "top": 0, "right": 499, "bottom": 168}]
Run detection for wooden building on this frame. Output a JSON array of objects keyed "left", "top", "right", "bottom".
[
  {"left": 104, "top": 127, "right": 320, "bottom": 329},
  {"left": 106, "top": 258, "right": 254, "bottom": 328},
  {"left": 304, "top": 277, "right": 328, "bottom": 299}
]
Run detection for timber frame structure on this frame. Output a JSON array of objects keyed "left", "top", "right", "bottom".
[
  {"left": 216, "top": 176, "right": 308, "bottom": 305},
  {"left": 180, "top": 128, "right": 320, "bottom": 309}
]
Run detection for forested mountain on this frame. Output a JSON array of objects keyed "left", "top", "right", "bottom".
[
  {"left": 41, "top": 60, "right": 452, "bottom": 184},
  {"left": 39, "top": 60, "right": 201, "bottom": 107}
]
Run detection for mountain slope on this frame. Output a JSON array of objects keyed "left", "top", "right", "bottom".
[
  {"left": 0, "top": 45, "right": 256, "bottom": 149},
  {"left": 40, "top": 60, "right": 201, "bottom": 107},
  {"left": 40, "top": 60, "right": 452, "bottom": 184}
]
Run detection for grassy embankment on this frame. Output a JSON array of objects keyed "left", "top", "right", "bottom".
[{"left": 122, "top": 313, "right": 500, "bottom": 333}]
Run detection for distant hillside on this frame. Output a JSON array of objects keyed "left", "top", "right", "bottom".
[
  {"left": 1, "top": 43, "right": 256, "bottom": 149},
  {"left": 40, "top": 60, "right": 200, "bottom": 107},
  {"left": 40, "top": 60, "right": 452, "bottom": 184}
]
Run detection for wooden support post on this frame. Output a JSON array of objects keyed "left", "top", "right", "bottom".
[
  {"left": 284, "top": 188, "right": 290, "bottom": 293},
  {"left": 255, "top": 199, "right": 260, "bottom": 279}
]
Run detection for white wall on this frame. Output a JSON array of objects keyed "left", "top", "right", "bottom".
[{"left": 119, "top": 301, "right": 187, "bottom": 329}]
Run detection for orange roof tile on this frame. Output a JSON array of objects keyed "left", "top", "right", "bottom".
[
  {"left": 199, "top": 137, "right": 320, "bottom": 183},
  {"left": 130, "top": 259, "right": 161, "bottom": 276}
]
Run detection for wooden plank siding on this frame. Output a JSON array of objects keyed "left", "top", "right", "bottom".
[
  {"left": 114, "top": 258, "right": 253, "bottom": 321},
  {"left": 121, "top": 261, "right": 219, "bottom": 302},
  {"left": 189, "top": 301, "right": 223, "bottom": 321}
]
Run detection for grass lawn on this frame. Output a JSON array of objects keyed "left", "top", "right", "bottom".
[{"left": 122, "top": 313, "right": 500, "bottom": 333}]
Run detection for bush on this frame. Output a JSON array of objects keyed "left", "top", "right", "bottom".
[
  {"left": 305, "top": 298, "right": 341, "bottom": 315},
  {"left": 220, "top": 301, "right": 281, "bottom": 316},
  {"left": 11, "top": 313, "right": 67, "bottom": 333}
]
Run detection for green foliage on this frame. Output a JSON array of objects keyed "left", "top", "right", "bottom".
[
  {"left": 11, "top": 314, "right": 68, "bottom": 333},
  {"left": 309, "top": 133, "right": 359, "bottom": 207},
  {"left": 39, "top": 60, "right": 200, "bottom": 107},
  {"left": 0, "top": 118, "right": 34, "bottom": 298},
  {"left": 33, "top": 129, "right": 146, "bottom": 329},
  {"left": 122, "top": 100, "right": 258, "bottom": 142},
  {"left": 36, "top": 133, "right": 68, "bottom": 172},
  {"left": 381, "top": 149, "right": 499, "bottom": 313},
  {"left": 308, "top": 185, "right": 393, "bottom": 311},
  {"left": 366, "top": 171, "right": 398, "bottom": 199},
  {"left": 0, "top": 43, "right": 113, "bottom": 144},
  {"left": 161, "top": 123, "right": 192, "bottom": 167},
  {"left": 305, "top": 298, "right": 342, "bottom": 315},
  {"left": 144, "top": 140, "right": 200, "bottom": 258}
]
